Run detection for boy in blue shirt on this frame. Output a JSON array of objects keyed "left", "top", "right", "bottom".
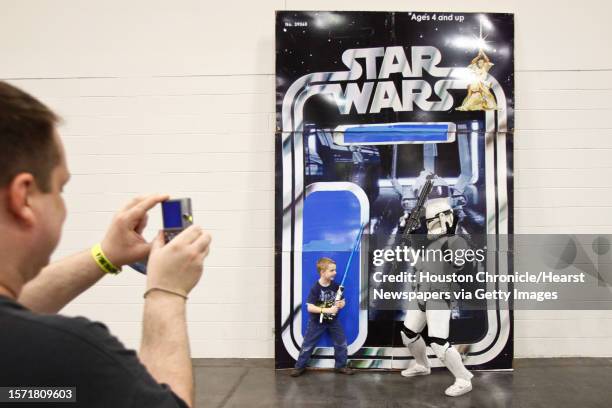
[{"left": 290, "top": 257, "right": 354, "bottom": 377}]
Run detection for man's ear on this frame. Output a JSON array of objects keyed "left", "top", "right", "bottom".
[{"left": 6, "top": 173, "right": 36, "bottom": 226}]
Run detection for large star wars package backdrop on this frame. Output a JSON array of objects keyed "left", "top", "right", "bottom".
[{"left": 275, "top": 11, "right": 514, "bottom": 370}]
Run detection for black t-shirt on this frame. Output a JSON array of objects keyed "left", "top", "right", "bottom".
[
  {"left": 0, "top": 295, "right": 188, "bottom": 408},
  {"left": 306, "top": 280, "right": 343, "bottom": 322}
]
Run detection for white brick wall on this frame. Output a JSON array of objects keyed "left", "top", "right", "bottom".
[{"left": 2, "top": 0, "right": 612, "bottom": 358}]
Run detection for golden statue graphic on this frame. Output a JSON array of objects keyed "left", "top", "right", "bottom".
[{"left": 456, "top": 48, "right": 498, "bottom": 111}]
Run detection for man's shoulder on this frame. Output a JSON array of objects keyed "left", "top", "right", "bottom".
[
  {"left": 0, "top": 301, "right": 139, "bottom": 375},
  {"left": 5, "top": 304, "right": 112, "bottom": 345},
  {"left": 0, "top": 306, "right": 187, "bottom": 407}
]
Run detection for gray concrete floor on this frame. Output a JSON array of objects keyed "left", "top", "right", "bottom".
[{"left": 193, "top": 358, "right": 612, "bottom": 408}]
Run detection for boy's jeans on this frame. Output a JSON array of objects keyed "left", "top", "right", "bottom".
[{"left": 295, "top": 318, "right": 348, "bottom": 369}]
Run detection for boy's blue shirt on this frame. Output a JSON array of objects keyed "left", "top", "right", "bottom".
[{"left": 306, "top": 280, "right": 343, "bottom": 322}]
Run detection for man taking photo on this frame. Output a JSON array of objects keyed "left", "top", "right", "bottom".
[{"left": 0, "top": 81, "right": 211, "bottom": 407}]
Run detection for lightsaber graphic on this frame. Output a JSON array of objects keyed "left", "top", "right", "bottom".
[
  {"left": 320, "top": 222, "right": 367, "bottom": 323},
  {"left": 333, "top": 122, "right": 457, "bottom": 145}
]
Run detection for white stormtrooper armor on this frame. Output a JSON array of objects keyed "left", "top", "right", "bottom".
[
  {"left": 400, "top": 199, "right": 474, "bottom": 397},
  {"left": 425, "top": 198, "right": 454, "bottom": 236}
]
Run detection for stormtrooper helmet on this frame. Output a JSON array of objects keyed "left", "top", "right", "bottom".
[{"left": 425, "top": 198, "right": 454, "bottom": 235}]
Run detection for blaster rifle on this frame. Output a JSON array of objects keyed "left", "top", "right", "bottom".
[{"left": 399, "top": 175, "right": 434, "bottom": 242}]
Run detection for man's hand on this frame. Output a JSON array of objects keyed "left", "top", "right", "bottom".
[
  {"left": 140, "top": 225, "right": 212, "bottom": 407},
  {"left": 18, "top": 194, "right": 170, "bottom": 313},
  {"left": 336, "top": 299, "right": 346, "bottom": 309},
  {"left": 146, "top": 225, "right": 212, "bottom": 296},
  {"left": 101, "top": 194, "right": 169, "bottom": 267}
]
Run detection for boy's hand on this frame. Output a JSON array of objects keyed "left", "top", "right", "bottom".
[
  {"left": 327, "top": 305, "right": 339, "bottom": 314},
  {"left": 336, "top": 299, "right": 346, "bottom": 309}
]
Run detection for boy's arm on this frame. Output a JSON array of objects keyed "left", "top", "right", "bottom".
[
  {"left": 307, "top": 303, "right": 324, "bottom": 314},
  {"left": 306, "top": 303, "right": 337, "bottom": 314},
  {"left": 305, "top": 285, "right": 320, "bottom": 313}
]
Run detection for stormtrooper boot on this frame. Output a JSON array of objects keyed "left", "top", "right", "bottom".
[{"left": 400, "top": 332, "right": 431, "bottom": 377}]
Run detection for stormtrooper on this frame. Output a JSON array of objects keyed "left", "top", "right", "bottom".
[{"left": 400, "top": 197, "right": 474, "bottom": 397}]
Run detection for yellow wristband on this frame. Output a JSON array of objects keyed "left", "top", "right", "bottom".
[{"left": 91, "top": 243, "right": 121, "bottom": 274}]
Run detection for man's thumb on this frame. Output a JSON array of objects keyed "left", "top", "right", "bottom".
[{"left": 151, "top": 230, "right": 165, "bottom": 250}]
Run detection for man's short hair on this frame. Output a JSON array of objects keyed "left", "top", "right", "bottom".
[
  {"left": 0, "top": 81, "right": 60, "bottom": 192},
  {"left": 316, "top": 257, "right": 336, "bottom": 274}
]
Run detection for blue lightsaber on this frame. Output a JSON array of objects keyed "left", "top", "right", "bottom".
[
  {"left": 340, "top": 222, "right": 366, "bottom": 287},
  {"left": 320, "top": 222, "right": 366, "bottom": 323}
]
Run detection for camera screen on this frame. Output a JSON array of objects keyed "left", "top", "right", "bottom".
[{"left": 162, "top": 201, "right": 183, "bottom": 229}]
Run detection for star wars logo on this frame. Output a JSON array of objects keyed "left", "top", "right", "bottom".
[{"left": 335, "top": 46, "right": 460, "bottom": 114}]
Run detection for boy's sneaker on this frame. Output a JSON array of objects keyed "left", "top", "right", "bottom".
[
  {"left": 335, "top": 367, "right": 354, "bottom": 375},
  {"left": 290, "top": 368, "right": 306, "bottom": 377},
  {"left": 444, "top": 378, "right": 472, "bottom": 397},
  {"left": 400, "top": 364, "right": 431, "bottom": 377}
]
